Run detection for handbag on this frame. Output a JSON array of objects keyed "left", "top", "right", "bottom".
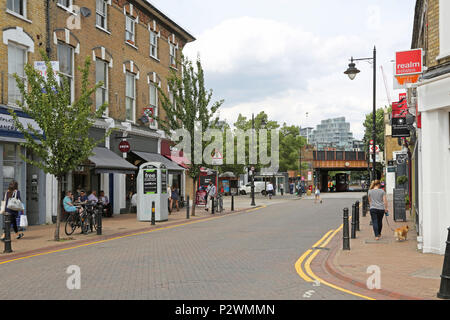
[
  {"left": 7, "top": 191, "right": 24, "bottom": 212},
  {"left": 19, "top": 214, "right": 28, "bottom": 228}
]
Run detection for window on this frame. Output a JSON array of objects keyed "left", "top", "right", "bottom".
[
  {"left": 439, "top": 0, "right": 450, "bottom": 59},
  {"left": 125, "top": 16, "right": 135, "bottom": 44},
  {"left": 125, "top": 72, "right": 136, "bottom": 122},
  {"left": 7, "top": 0, "right": 25, "bottom": 16},
  {"left": 169, "top": 43, "right": 177, "bottom": 67},
  {"left": 8, "top": 42, "right": 26, "bottom": 106},
  {"left": 149, "top": 82, "right": 158, "bottom": 128},
  {"left": 96, "top": 0, "right": 107, "bottom": 29},
  {"left": 57, "top": 43, "right": 74, "bottom": 102},
  {"left": 95, "top": 60, "right": 108, "bottom": 113},
  {"left": 57, "top": 0, "right": 72, "bottom": 9},
  {"left": 150, "top": 31, "right": 158, "bottom": 59}
]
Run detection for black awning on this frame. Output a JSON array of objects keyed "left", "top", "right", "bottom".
[
  {"left": 89, "top": 147, "right": 137, "bottom": 174},
  {"left": 132, "top": 151, "right": 185, "bottom": 171}
]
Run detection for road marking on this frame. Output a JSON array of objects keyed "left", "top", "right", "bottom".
[
  {"left": 0, "top": 205, "right": 268, "bottom": 265},
  {"left": 295, "top": 229, "right": 334, "bottom": 283},
  {"left": 297, "top": 224, "right": 376, "bottom": 301}
]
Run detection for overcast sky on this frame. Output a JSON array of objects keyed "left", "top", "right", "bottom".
[{"left": 149, "top": 0, "right": 416, "bottom": 139}]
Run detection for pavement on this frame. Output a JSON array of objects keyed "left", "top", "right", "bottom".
[
  {"left": 311, "top": 193, "right": 446, "bottom": 300},
  {"left": 0, "top": 194, "right": 296, "bottom": 261}
]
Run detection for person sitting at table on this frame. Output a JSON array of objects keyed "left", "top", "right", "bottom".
[
  {"left": 63, "top": 191, "right": 83, "bottom": 215},
  {"left": 78, "top": 190, "right": 88, "bottom": 204},
  {"left": 88, "top": 190, "right": 98, "bottom": 203},
  {"left": 99, "top": 190, "right": 112, "bottom": 217}
]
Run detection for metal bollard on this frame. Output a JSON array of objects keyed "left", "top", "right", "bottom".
[
  {"left": 212, "top": 197, "right": 215, "bottom": 214},
  {"left": 3, "top": 213, "right": 12, "bottom": 253},
  {"left": 362, "top": 196, "right": 368, "bottom": 217},
  {"left": 186, "top": 196, "right": 190, "bottom": 219},
  {"left": 231, "top": 195, "right": 234, "bottom": 212},
  {"left": 355, "top": 201, "right": 360, "bottom": 232},
  {"left": 437, "top": 227, "right": 450, "bottom": 299},
  {"left": 97, "top": 204, "right": 102, "bottom": 235},
  {"left": 151, "top": 202, "right": 155, "bottom": 226},
  {"left": 351, "top": 203, "right": 356, "bottom": 239},
  {"left": 343, "top": 208, "right": 350, "bottom": 250}
]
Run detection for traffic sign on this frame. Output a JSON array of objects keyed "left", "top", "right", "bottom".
[
  {"left": 119, "top": 140, "right": 131, "bottom": 153},
  {"left": 211, "top": 149, "right": 223, "bottom": 166},
  {"left": 369, "top": 145, "right": 380, "bottom": 154}
]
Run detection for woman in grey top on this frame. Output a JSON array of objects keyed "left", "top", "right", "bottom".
[{"left": 368, "top": 180, "right": 389, "bottom": 240}]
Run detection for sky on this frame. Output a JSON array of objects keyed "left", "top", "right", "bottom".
[{"left": 149, "top": 0, "right": 416, "bottom": 139}]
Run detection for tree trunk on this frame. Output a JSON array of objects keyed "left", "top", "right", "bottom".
[
  {"left": 192, "top": 177, "right": 197, "bottom": 216},
  {"left": 54, "top": 176, "right": 62, "bottom": 241}
]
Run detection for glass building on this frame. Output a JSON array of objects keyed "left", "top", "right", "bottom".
[{"left": 309, "top": 117, "right": 355, "bottom": 151}]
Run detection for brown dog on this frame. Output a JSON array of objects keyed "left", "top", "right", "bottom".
[{"left": 394, "top": 225, "right": 409, "bottom": 241}]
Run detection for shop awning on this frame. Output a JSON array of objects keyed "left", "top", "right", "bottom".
[
  {"left": 164, "top": 153, "right": 190, "bottom": 169},
  {"left": 89, "top": 147, "right": 137, "bottom": 174},
  {"left": 132, "top": 151, "right": 185, "bottom": 171}
]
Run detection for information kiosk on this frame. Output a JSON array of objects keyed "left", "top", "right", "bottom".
[{"left": 137, "top": 162, "right": 169, "bottom": 222}]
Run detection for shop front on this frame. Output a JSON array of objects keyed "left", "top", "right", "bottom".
[{"left": 0, "top": 105, "right": 46, "bottom": 227}]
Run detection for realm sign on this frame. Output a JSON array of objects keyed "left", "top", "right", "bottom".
[{"left": 395, "top": 49, "right": 423, "bottom": 76}]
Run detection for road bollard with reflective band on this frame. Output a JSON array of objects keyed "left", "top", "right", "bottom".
[
  {"left": 151, "top": 202, "right": 155, "bottom": 226},
  {"left": 97, "top": 204, "right": 102, "bottom": 235},
  {"left": 186, "top": 196, "right": 190, "bottom": 219},
  {"left": 231, "top": 195, "right": 234, "bottom": 212},
  {"left": 355, "top": 201, "right": 360, "bottom": 232},
  {"left": 212, "top": 197, "right": 215, "bottom": 214},
  {"left": 343, "top": 208, "right": 350, "bottom": 250},
  {"left": 351, "top": 203, "right": 356, "bottom": 239},
  {"left": 437, "top": 227, "right": 450, "bottom": 299},
  {"left": 3, "top": 213, "right": 12, "bottom": 253}
]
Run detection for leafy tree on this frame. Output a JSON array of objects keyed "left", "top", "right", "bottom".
[
  {"left": 155, "top": 55, "right": 223, "bottom": 216},
  {"left": 279, "top": 124, "right": 306, "bottom": 172},
  {"left": 362, "top": 107, "right": 387, "bottom": 153},
  {"left": 10, "top": 50, "right": 110, "bottom": 241}
]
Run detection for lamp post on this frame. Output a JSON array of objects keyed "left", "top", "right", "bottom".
[{"left": 345, "top": 46, "right": 377, "bottom": 182}]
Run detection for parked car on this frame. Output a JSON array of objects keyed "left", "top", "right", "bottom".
[{"left": 239, "top": 182, "right": 267, "bottom": 195}]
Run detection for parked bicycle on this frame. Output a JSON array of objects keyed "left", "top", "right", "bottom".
[
  {"left": 64, "top": 201, "right": 100, "bottom": 235},
  {"left": 214, "top": 193, "right": 224, "bottom": 213}
]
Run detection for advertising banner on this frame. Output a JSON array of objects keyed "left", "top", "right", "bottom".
[{"left": 143, "top": 169, "right": 157, "bottom": 194}]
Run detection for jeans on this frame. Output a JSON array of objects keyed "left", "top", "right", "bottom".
[{"left": 370, "top": 209, "right": 385, "bottom": 237}]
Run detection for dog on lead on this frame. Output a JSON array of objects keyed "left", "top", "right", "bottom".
[{"left": 394, "top": 225, "right": 409, "bottom": 241}]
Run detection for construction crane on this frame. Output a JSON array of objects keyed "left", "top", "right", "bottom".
[{"left": 380, "top": 65, "right": 392, "bottom": 106}]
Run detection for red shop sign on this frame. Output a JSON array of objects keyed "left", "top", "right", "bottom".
[
  {"left": 395, "top": 49, "right": 423, "bottom": 76},
  {"left": 119, "top": 140, "right": 131, "bottom": 153}
]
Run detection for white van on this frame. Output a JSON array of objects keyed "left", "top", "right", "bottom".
[{"left": 239, "top": 182, "right": 267, "bottom": 195}]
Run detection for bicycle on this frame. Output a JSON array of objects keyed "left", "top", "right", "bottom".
[
  {"left": 214, "top": 193, "right": 224, "bottom": 213},
  {"left": 65, "top": 207, "right": 89, "bottom": 235}
]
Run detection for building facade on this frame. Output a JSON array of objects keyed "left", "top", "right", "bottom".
[
  {"left": 309, "top": 117, "right": 355, "bottom": 151},
  {"left": 411, "top": 0, "right": 450, "bottom": 254},
  {"left": 1, "top": 0, "right": 195, "bottom": 225}
]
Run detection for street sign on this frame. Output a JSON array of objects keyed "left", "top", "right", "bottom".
[
  {"left": 369, "top": 145, "right": 380, "bottom": 154},
  {"left": 119, "top": 140, "right": 131, "bottom": 153},
  {"left": 369, "top": 140, "right": 374, "bottom": 145},
  {"left": 392, "top": 99, "right": 408, "bottom": 118},
  {"left": 392, "top": 117, "right": 410, "bottom": 137},
  {"left": 211, "top": 149, "right": 223, "bottom": 166}
]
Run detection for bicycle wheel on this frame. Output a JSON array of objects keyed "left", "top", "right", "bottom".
[
  {"left": 91, "top": 210, "right": 98, "bottom": 231},
  {"left": 80, "top": 215, "right": 89, "bottom": 234},
  {"left": 65, "top": 214, "right": 77, "bottom": 236}
]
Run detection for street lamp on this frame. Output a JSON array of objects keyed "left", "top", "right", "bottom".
[
  {"left": 250, "top": 113, "right": 267, "bottom": 206},
  {"left": 345, "top": 47, "right": 377, "bottom": 182}
]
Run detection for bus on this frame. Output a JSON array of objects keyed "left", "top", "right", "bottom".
[{"left": 335, "top": 173, "right": 349, "bottom": 192}]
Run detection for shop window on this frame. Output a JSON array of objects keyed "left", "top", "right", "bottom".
[{"left": 8, "top": 42, "right": 27, "bottom": 107}]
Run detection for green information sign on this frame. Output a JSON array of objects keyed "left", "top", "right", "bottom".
[{"left": 143, "top": 169, "right": 157, "bottom": 194}]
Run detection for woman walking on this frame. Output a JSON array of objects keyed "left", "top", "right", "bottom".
[
  {"left": 171, "top": 185, "right": 180, "bottom": 212},
  {"left": 368, "top": 180, "right": 389, "bottom": 241},
  {"left": 1, "top": 181, "right": 24, "bottom": 241}
]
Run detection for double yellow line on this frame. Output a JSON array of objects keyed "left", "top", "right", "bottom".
[{"left": 295, "top": 225, "right": 376, "bottom": 300}]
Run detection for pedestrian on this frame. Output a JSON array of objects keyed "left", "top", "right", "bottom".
[
  {"left": 205, "top": 181, "right": 216, "bottom": 212},
  {"left": 170, "top": 185, "right": 180, "bottom": 212},
  {"left": 314, "top": 186, "right": 322, "bottom": 204},
  {"left": 289, "top": 182, "right": 294, "bottom": 194},
  {"left": 280, "top": 184, "right": 284, "bottom": 196},
  {"left": 99, "top": 191, "right": 112, "bottom": 217},
  {"left": 267, "top": 182, "right": 274, "bottom": 199},
  {"left": 1, "top": 181, "right": 24, "bottom": 241},
  {"left": 88, "top": 190, "right": 98, "bottom": 203},
  {"left": 368, "top": 180, "right": 389, "bottom": 241}
]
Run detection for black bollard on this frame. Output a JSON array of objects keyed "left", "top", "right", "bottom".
[
  {"left": 186, "top": 196, "right": 190, "bottom": 219},
  {"left": 212, "top": 197, "right": 215, "bottom": 214},
  {"left": 355, "top": 201, "right": 360, "bottom": 232},
  {"left": 231, "top": 195, "right": 234, "bottom": 212},
  {"left": 343, "top": 208, "right": 350, "bottom": 250},
  {"left": 351, "top": 203, "right": 356, "bottom": 239},
  {"left": 151, "top": 202, "right": 155, "bottom": 226},
  {"left": 168, "top": 198, "right": 171, "bottom": 215},
  {"left": 97, "top": 204, "right": 102, "bottom": 235},
  {"left": 437, "top": 227, "right": 450, "bottom": 299},
  {"left": 3, "top": 213, "right": 12, "bottom": 253},
  {"left": 362, "top": 196, "right": 367, "bottom": 217}
]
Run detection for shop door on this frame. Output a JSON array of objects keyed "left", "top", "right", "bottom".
[{"left": 26, "top": 163, "right": 40, "bottom": 225}]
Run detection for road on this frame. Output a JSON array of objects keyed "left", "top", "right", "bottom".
[{"left": 0, "top": 193, "right": 364, "bottom": 300}]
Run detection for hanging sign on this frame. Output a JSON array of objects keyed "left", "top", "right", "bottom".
[
  {"left": 395, "top": 49, "right": 423, "bottom": 76},
  {"left": 119, "top": 140, "right": 131, "bottom": 153}
]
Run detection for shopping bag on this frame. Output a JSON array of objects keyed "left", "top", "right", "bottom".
[
  {"left": 0, "top": 192, "right": 6, "bottom": 214},
  {"left": 19, "top": 214, "right": 28, "bottom": 228},
  {"left": 7, "top": 191, "right": 24, "bottom": 212}
]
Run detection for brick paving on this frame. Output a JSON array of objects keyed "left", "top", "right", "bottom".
[
  {"left": 312, "top": 194, "right": 445, "bottom": 300},
  {"left": 0, "top": 195, "right": 361, "bottom": 300}
]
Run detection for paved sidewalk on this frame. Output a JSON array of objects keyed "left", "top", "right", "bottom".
[
  {"left": 323, "top": 194, "right": 445, "bottom": 300},
  {"left": 0, "top": 195, "right": 292, "bottom": 260}
]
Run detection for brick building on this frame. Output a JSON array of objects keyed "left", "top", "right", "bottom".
[
  {"left": 411, "top": 0, "right": 450, "bottom": 254},
  {"left": 0, "top": 0, "right": 195, "bottom": 225}
]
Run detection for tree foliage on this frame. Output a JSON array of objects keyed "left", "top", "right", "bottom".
[
  {"left": 362, "top": 107, "right": 386, "bottom": 152},
  {"left": 10, "top": 50, "right": 110, "bottom": 240}
]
